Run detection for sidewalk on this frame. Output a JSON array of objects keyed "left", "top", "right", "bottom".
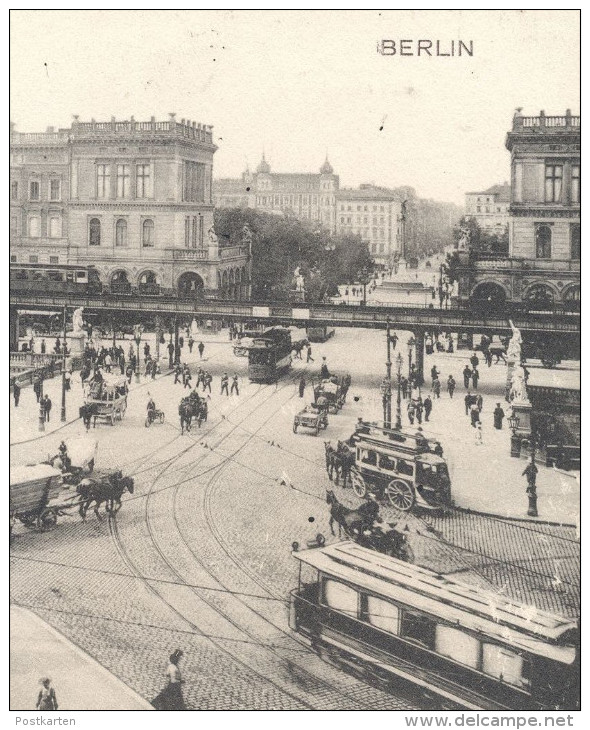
[{"left": 10, "top": 606, "right": 152, "bottom": 710}]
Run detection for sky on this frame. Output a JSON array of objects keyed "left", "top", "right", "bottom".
[{"left": 10, "top": 9, "right": 580, "bottom": 205}]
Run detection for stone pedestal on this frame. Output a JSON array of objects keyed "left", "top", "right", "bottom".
[
  {"left": 505, "top": 358, "right": 516, "bottom": 401},
  {"left": 67, "top": 331, "right": 86, "bottom": 356}
]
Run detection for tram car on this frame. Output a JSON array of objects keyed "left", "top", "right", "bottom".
[
  {"left": 289, "top": 541, "right": 579, "bottom": 711},
  {"left": 247, "top": 326, "right": 292, "bottom": 383},
  {"left": 10, "top": 263, "right": 103, "bottom": 295},
  {"left": 348, "top": 422, "right": 451, "bottom": 511}
]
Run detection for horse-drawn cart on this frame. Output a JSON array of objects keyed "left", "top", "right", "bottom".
[
  {"left": 293, "top": 404, "right": 328, "bottom": 435},
  {"left": 313, "top": 375, "right": 350, "bottom": 414},
  {"left": 84, "top": 374, "right": 128, "bottom": 426},
  {"left": 10, "top": 464, "right": 72, "bottom": 531}
]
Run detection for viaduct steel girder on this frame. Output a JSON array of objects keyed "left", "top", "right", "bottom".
[{"left": 9, "top": 293, "right": 580, "bottom": 336}]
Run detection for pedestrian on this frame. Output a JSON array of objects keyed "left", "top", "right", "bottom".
[
  {"left": 119, "top": 353, "right": 125, "bottom": 375},
  {"left": 196, "top": 368, "right": 204, "bottom": 388},
  {"left": 126, "top": 364, "right": 133, "bottom": 384},
  {"left": 36, "top": 678, "right": 58, "bottom": 711},
  {"left": 104, "top": 353, "right": 112, "bottom": 373},
  {"left": 401, "top": 376, "right": 408, "bottom": 399},
  {"left": 13, "top": 380, "right": 21, "bottom": 407},
  {"left": 183, "top": 365, "right": 192, "bottom": 389},
  {"left": 485, "top": 349, "right": 493, "bottom": 367},
  {"left": 152, "top": 649, "right": 185, "bottom": 711},
  {"left": 64, "top": 369, "right": 72, "bottom": 392},
  {"left": 298, "top": 376, "right": 306, "bottom": 398},
  {"left": 523, "top": 461, "right": 538, "bottom": 491},
  {"left": 144, "top": 342, "right": 150, "bottom": 364},
  {"left": 470, "top": 352, "right": 479, "bottom": 369},
  {"left": 448, "top": 337, "right": 454, "bottom": 354},
  {"left": 320, "top": 357, "right": 329, "bottom": 379},
  {"left": 493, "top": 403, "right": 505, "bottom": 430},
  {"left": 476, "top": 394, "right": 483, "bottom": 412},
  {"left": 40, "top": 339, "right": 46, "bottom": 354},
  {"left": 33, "top": 377, "right": 42, "bottom": 403},
  {"left": 462, "top": 365, "right": 471, "bottom": 389},
  {"left": 471, "top": 367, "right": 479, "bottom": 390},
  {"left": 43, "top": 395, "right": 52, "bottom": 423},
  {"left": 423, "top": 395, "right": 433, "bottom": 422},
  {"left": 174, "top": 343, "right": 181, "bottom": 364},
  {"left": 470, "top": 402, "right": 480, "bottom": 428},
  {"left": 415, "top": 399, "right": 423, "bottom": 425},
  {"left": 198, "top": 341, "right": 205, "bottom": 359},
  {"left": 446, "top": 374, "right": 456, "bottom": 398},
  {"left": 204, "top": 372, "right": 212, "bottom": 393},
  {"left": 390, "top": 332, "right": 398, "bottom": 350},
  {"left": 174, "top": 364, "right": 182, "bottom": 385},
  {"left": 230, "top": 374, "right": 239, "bottom": 395},
  {"left": 220, "top": 372, "right": 229, "bottom": 396},
  {"left": 54, "top": 338, "right": 61, "bottom": 355},
  {"left": 475, "top": 422, "right": 483, "bottom": 446},
  {"left": 179, "top": 335, "right": 184, "bottom": 350},
  {"left": 464, "top": 391, "right": 473, "bottom": 416},
  {"left": 407, "top": 401, "right": 415, "bottom": 425},
  {"left": 432, "top": 377, "right": 441, "bottom": 399},
  {"left": 167, "top": 342, "right": 174, "bottom": 369},
  {"left": 306, "top": 344, "right": 314, "bottom": 363},
  {"left": 188, "top": 336, "right": 194, "bottom": 354}
]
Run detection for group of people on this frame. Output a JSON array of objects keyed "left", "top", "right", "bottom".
[{"left": 171, "top": 363, "right": 240, "bottom": 397}]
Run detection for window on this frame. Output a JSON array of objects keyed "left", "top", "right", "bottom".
[
  {"left": 397, "top": 460, "right": 414, "bottom": 477},
  {"left": 10, "top": 215, "right": 18, "bottom": 237},
  {"left": 191, "top": 217, "right": 197, "bottom": 247},
  {"left": 136, "top": 164, "right": 151, "bottom": 198},
  {"left": 436, "top": 626, "right": 479, "bottom": 669},
  {"left": 97, "top": 165, "right": 110, "bottom": 198},
  {"left": 360, "top": 449, "right": 377, "bottom": 466},
  {"left": 323, "top": 580, "right": 358, "bottom": 616},
  {"left": 116, "top": 164, "right": 130, "bottom": 198},
  {"left": 49, "top": 178, "right": 61, "bottom": 201},
  {"left": 199, "top": 216, "right": 204, "bottom": 246},
  {"left": 545, "top": 164, "right": 563, "bottom": 203},
  {"left": 535, "top": 225, "right": 552, "bottom": 259},
  {"left": 29, "top": 255, "right": 38, "bottom": 263},
  {"left": 185, "top": 217, "right": 190, "bottom": 247},
  {"left": 29, "top": 181, "right": 40, "bottom": 201},
  {"left": 142, "top": 219, "right": 154, "bottom": 247},
  {"left": 10, "top": 255, "right": 17, "bottom": 263},
  {"left": 49, "top": 215, "right": 62, "bottom": 238},
  {"left": 115, "top": 219, "right": 128, "bottom": 247},
  {"left": 363, "top": 595, "right": 399, "bottom": 634},
  {"left": 378, "top": 454, "right": 397, "bottom": 471},
  {"left": 476, "top": 206, "right": 481, "bottom": 213},
  {"left": 183, "top": 160, "right": 206, "bottom": 202},
  {"left": 571, "top": 164, "right": 580, "bottom": 204},
  {"left": 29, "top": 216, "right": 40, "bottom": 238},
  {"left": 89, "top": 218, "right": 101, "bottom": 246},
  {"left": 482, "top": 644, "right": 529, "bottom": 688},
  {"left": 571, "top": 224, "right": 580, "bottom": 259},
  {"left": 11, "top": 181, "right": 18, "bottom": 200},
  {"left": 400, "top": 610, "right": 436, "bottom": 649},
  {"left": 49, "top": 256, "right": 59, "bottom": 264}
]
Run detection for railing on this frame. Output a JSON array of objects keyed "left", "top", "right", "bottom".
[
  {"left": 169, "top": 248, "right": 209, "bottom": 261},
  {"left": 11, "top": 132, "right": 69, "bottom": 144},
  {"left": 473, "top": 256, "right": 580, "bottom": 272},
  {"left": 71, "top": 118, "right": 214, "bottom": 144},
  {"left": 10, "top": 352, "right": 62, "bottom": 368},
  {"left": 516, "top": 112, "right": 580, "bottom": 131},
  {"left": 220, "top": 246, "right": 247, "bottom": 259}
]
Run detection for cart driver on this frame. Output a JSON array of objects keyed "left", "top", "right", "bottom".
[
  {"left": 147, "top": 396, "right": 156, "bottom": 420},
  {"left": 315, "top": 394, "right": 329, "bottom": 417},
  {"left": 57, "top": 441, "right": 71, "bottom": 473}
]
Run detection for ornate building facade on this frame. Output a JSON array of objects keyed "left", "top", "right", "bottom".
[
  {"left": 455, "top": 110, "right": 580, "bottom": 311},
  {"left": 10, "top": 116, "right": 250, "bottom": 300},
  {"left": 465, "top": 183, "right": 511, "bottom": 232}
]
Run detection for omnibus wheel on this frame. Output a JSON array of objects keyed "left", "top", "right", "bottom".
[
  {"left": 293, "top": 423, "right": 298, "bottom": 434},
  {"left": 38, "top": 509, "right": 58, "bottom": 530},
  {"left": 351, "top": 471, "right": 367, "bottom": 498},
  {"left": 159, "top": 413, "right": 165, "bottom": 424},
  {"left": 145, "top": 417, "right": 151, "bottom": 428},
  {"left": 386, "top": 480, "right": 415, "bottom": 511}
]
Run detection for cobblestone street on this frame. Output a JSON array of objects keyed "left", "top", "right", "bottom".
[{"left": 10, "top": 326, "right": 579, "bottom": 710}]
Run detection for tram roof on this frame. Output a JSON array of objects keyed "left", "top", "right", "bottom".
[{"left": 294, "top": 542, "right": 577, "bottom": 662}]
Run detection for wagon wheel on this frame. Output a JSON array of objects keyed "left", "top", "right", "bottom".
[
  {"left": 37, "top": 509, "right": 58, "bottom": 530},
  {"left": 293, "top": 422, "right": 298, "bottom": 433},
  {"left": 159, "top": 412, "right": 165, "bottom": 424},
  {"left": 385, "top": 479, "right": 415, "bottom": 512},
  {"left": 351, "top": 470, "right": 367, "bottom": 498},
  {"left": 315, "top": 425, "right": 320, "bottom": 436}
]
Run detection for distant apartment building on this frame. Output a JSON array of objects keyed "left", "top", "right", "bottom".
[
  {"left": 465, "top": 183, "right": 511, "bottom": 232},
  {"left": 335, "top": 185, "right": 401, "bottom": 267},
  {"left": 10, "top": 115, "right": 249, "bottom": 299}
]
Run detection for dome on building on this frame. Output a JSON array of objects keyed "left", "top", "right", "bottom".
[
  {"left": 320, "top": 156, "right": 334, "bottom": 175},
  {"left": 256, "top": 153, "right": 271, "bottom": 174}
]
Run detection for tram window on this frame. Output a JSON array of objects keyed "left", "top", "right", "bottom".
[
  {"left": 397, "top": 460, "right": 414, "bottom": 477},
  {"left": 378, "top": 454, "right": 397, "bottom": 471},
  {"left": 363, "top": 594, "right": 399, "bottom": 634},
  {"left": 66, "top": 272, "right": 74, "bottom": 282},
  {"left": 323, "top": 579, "right": 358, "bottom": 618},
  {"left": 482, "top": 644, "right": 530, "bottom": 688},
  {"left": 47, "top": 271, "right": 64, "bottom": 281},
  {"left": 436, "top": 625, "right": 480, "bottom": 669},
  {"left": 401, "top": 610, "right": 436, "bottom": 649},
  {"left": 361, "top": 450, "right": 377, "bottom": 466},
  {"left": 13, "top": 269, "right": 27, "bottom": 280}
]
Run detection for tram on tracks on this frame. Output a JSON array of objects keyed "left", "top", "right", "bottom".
[
  {"left": 289, "top": 541, "right": 579, "bottom": 711},
  {"left": 247, "top": 326, "right": 292, "bottom": 382}
]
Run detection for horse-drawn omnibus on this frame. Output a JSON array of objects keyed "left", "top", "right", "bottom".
[
  {"left": 83, "top": 374, "right": 128, "bottom": 426},
  {"left": 347, "top": 422, "right": 451, "bottom": 511},
  {"left": 247, "top": 326, "right": 292, "bottom": 383},
  {"left": 289, "top": 541, "right": 579, "bottom": 711}
]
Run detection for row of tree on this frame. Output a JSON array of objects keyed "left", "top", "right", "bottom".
[{"left": 214, "top": 208, "right": 374, "bottom": 302}]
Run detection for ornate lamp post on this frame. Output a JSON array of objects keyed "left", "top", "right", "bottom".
[
  {"left": 133, "top": 324, "right": 144, "bottom": 382},
  {"left": 407, "top": 335, "right": 416, "bottom": 373},
  {"left": 60, "top": 305, "right": 67, "bottom": 422},
  {"left": 508, "top": 412, "right": 521, "bottom": 458},
  {"left": 380, "top": 377, "right": 391, "bottom": 429},
  {"left": 524, "top": 431, "right": 539, "bottom": 517},
  {"left": 395, "top": 352, "right": 403, "bottom": 429}
]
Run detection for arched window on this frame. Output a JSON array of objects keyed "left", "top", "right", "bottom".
[
  {"left": 535, "top": 225, "right": 552, "bottom": 259},
  {"left": 115, "top": 219, "right": 127, "bottom": 247},
  {"left": 571, "top": 224, "right": 580, "bottom": 260},
  {"left": 89, "top": 218, "right": 101, "bottom": 246},
  {"left": 142, "top": 219, "right": 154, "bottom": 248}
]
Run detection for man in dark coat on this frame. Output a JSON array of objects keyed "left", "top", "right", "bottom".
[
  {"left": 167, "top": 342, "right": 174, "bottom": 369},
  {"left": 493, "top": 403, "right": 505, "bottom": 430},
  {"left": 471, "top": 367, "right": 479, "bottom": 390},
  {"left": 423, "top": 395, "right": 433, "bottom": 422},
  {"left": 447, "top": 374, "right": 456, "bottom": 398},
  {"left": 463, "top": 365, "right": 471, "bottom": 389},
  {"left": 470, "top": 352, "right": 479, "bottom": 369},
  {"left": 230, "top": 374, "right": 239, "bottom": 396},
  {"left": 198, "top": 341, "right": 205, "bottom": 359},
  {"left": 464, "top": 391, "right": 474, "bottom": 415},
  {"left": 298, "top": 377, "right": 306, "bottom": 398},
  {"left": 43, "top": 395, "right": 52, "bottom": 423},
  {"left": 13, "top": 381, "right": 21, "bottom": 407},
  {"left": 33, "top": 376, "right": 43, "bottom": 403},
  {"left": 220, "top": 373, "right": 229, "bottom": 396}
]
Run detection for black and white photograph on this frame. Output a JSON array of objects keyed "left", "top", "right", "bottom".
[{"left": 8, "top": 8, "right": 581, "bottom": 720}]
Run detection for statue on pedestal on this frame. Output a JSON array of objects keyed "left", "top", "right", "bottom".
[
  {"left": 507, "top": 320, "right": 523, "bottom": 362},
  {"left": 293, "top": 266, "right": 305, "bottom": 293},
  {"left": 72, "top": 307, "right": 85, "bottom": 334},
  {"left": 457, "top": 227, "right": 471, "bottom": 251},
  {"left": 510, "top": 365, "right": 529, "bottom": 404}
]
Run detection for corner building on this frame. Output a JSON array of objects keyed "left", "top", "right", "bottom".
[{"left": 10, "top": 116, "right": 249, "bottom": 300}]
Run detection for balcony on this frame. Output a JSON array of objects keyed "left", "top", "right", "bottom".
[
  {"left": 473, "top": 256, "right": 580, "bottom": 272},
  {"left": 167, "top": 248, "right": 209, "bottom": 262},
  {"left": 220, "top": 245, "right": 248, "bottom": 259}
]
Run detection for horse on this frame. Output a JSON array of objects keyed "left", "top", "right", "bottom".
[
  {"left": 326, "top": 489, "right": 380, "bottom": 537},
  {"left": 79, "top": 402, "right": 98, "bottom": 430},
  {"left": 324, "top": 441, "right": 354, "bottom": 486},
  {"left": 77, "top": 470, "right": 134, "bottom": 520}
]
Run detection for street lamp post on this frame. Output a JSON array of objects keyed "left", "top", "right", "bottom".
[
  {"left": 60, "top": 305, "right": 67, "bottom": 422},
  {"left": 134, "top": 324, "right": 144, "bottom": 382},
  {"left": 395, "top": 352, "right": 403, "bottom": 429},
  {"left": 525, "top": 432, "right": 539, "bottom": 517},
  {"left": 508, "top": 412, "right": 521, "bottom": 458},
  {"left": 407, "top": 335, "right": 416, "bottom": 374}
]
